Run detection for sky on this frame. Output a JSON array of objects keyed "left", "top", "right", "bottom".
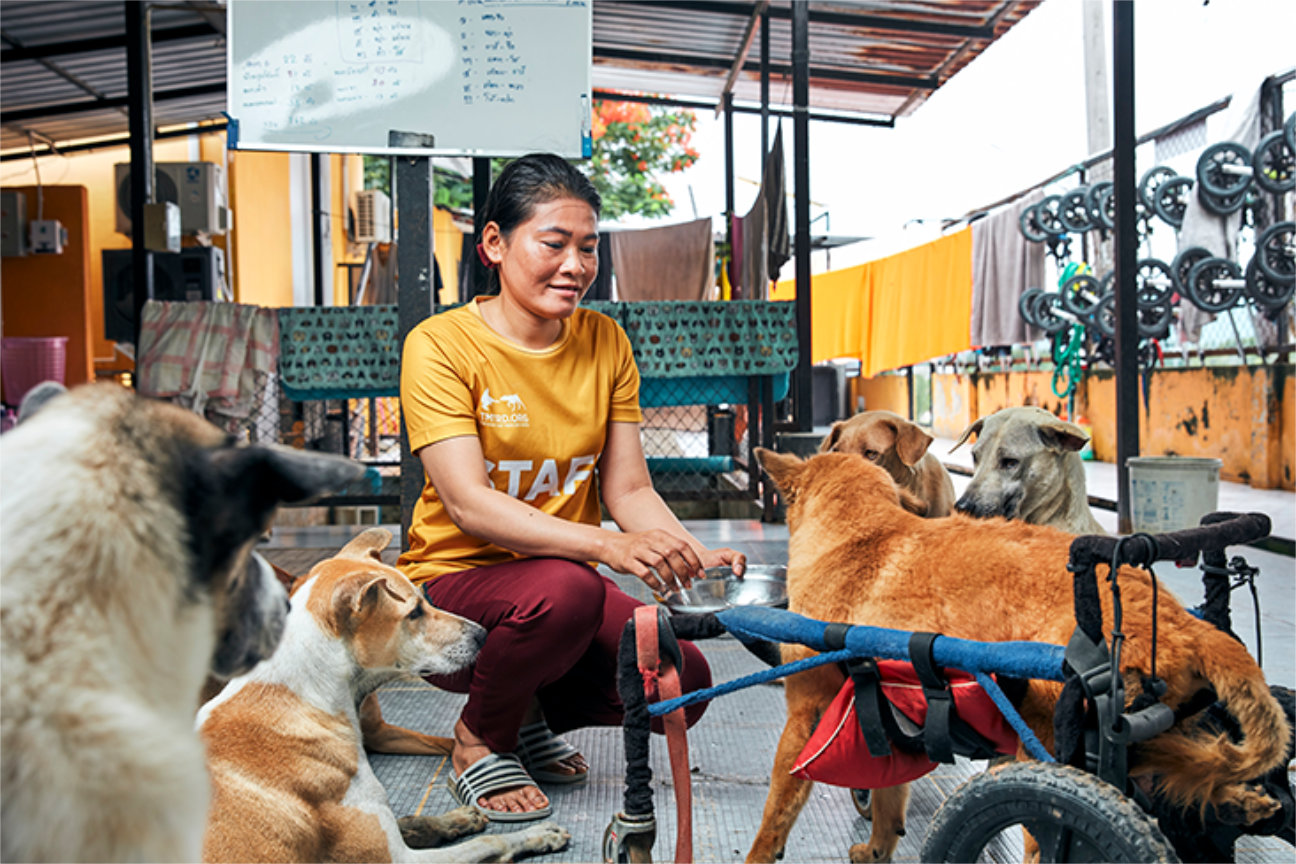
[{"left": 634, "top": 0, "right": 1296, "bottom": 270}]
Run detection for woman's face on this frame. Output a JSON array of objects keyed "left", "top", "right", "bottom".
[{"left": 483, "top": 196, "right": 599, "bottom": 320}]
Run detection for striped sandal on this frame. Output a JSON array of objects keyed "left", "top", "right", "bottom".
[
  {"left": 515, "top": 719, "right": 589, "bottom": 785},
  {"left": 448, "top": 753, "right": 552, "bottom": 823}
]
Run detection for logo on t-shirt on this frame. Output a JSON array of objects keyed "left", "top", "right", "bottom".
[{"left": 479, "top": 387, "right": 529, "bottom": 427}]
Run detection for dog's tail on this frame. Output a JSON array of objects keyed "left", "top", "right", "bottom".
[{"left": 1134, "top": 627, "right": 1289, "bottom": 817}]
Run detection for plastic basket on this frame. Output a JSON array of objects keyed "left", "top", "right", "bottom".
[{"left": 2, "top": 337, "right": 68, "bottom": 407}]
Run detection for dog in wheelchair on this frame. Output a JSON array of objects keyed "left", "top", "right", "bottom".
[{"left": 748, "top": 448, "right": 1290, "bottom": 863}]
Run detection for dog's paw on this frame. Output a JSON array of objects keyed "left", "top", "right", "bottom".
[
  {"left": 848, "top": 841, "right": 895, "bottom": 863},
  {"left": 398, "top": 807, "right": 488, "bottom": 847},
  {"left": 1217, "top": 784, "right": 1281, "bottom": 825},
  {"left": 521, "top": 821, "right": 570, "bottom": 853}
]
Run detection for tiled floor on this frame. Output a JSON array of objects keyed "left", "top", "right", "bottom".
[{"left": 259, "top": 474, "right": 1294, "bottom": 862}]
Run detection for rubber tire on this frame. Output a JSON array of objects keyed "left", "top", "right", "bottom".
[
  {"left": 1196, "top": 141, "right": 1253, "bottom": 199},
  {"left": 1020, "top": 204, "right": 1049, "bottom": 243},
  {"left": 1252, "top": 130, "right": 1295, "bottom": 194},
  {"left": 1255, "top": 220, "right": 1294, "bottom": 285},
  {"left": 1135, "top": 258, "right": 1174, "bottom": 307},
  {"left": 850, "top": 788, "right": 872, "bottom": 820},
  {"left": 1286, "top": 112, "right": 1296, "bottom": 153},
  {"left": 921, "top": 762, "right": 1180, "bottom": 863},
  {"left": 1198, "top": 186, "right": 1246, "bottom": 216},
  {"left": 1061, "top": 273, "right": 1104, "bottom": 317},
  {"left": 1036, "top": 195, "right": 1065, "bottom": 235},
  {"left": 1032, "top": 291, "right": 1069, "bottom": 335},
  {"left": 1092, "top": 292, "right": 1116, "bottom": 339},
  {"left": 1184, "top": 257, "right": 1243, "bottom": 313},
  {"left": 1092, "top": 184, "right": 1115, "bottom": 230},
  {"left": 1019, "top": 287, "right": 1044, "bottom": 326},
  {"left": 1138, "top": 166, "right": 1178, "bottom": 211},
  {"left": 1246, "top": 255, "right": 1295, "bottom": 310},
  {"left": 1171, "top": 246, "right": 1213, "bottom": 298},
  {"left": 1152, "top": 176, "right": 1193, "bottom": 228},
  {"left": 1060, "top": 186, "right": 1094, "bottom": 233}
]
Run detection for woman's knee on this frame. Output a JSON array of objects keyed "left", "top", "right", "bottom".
[{"left": 516, "top": 558, "right": 606, "bottom": 632}]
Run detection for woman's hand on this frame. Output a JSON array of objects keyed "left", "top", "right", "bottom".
[
  {"left": 599, "top": 530, "right": 708, "bottom": 596},
  {"left": 700, "top": 547, "right": 747, "bottom": 578}
]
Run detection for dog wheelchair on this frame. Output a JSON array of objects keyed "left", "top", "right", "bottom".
[{"left": 603, "top": 511, "right": 1294, "bottom": 863}]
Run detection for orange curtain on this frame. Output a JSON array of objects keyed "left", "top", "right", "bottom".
[{"left": 773, "top": 228, "right": 973, "bottom": 376}]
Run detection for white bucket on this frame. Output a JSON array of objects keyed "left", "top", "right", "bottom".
[{"left": 1127, "top": 456, "right": 1222, "bottom": 533}]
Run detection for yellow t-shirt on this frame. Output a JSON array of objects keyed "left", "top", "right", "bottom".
[{"left": 397, "top": 299, "right": 643, "bottom": 584}]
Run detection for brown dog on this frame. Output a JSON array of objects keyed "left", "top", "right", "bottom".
[
  {"left": 747, "top": 448, "right": 1287, "bottom": 863},
  {"left": 819, "top": 410, "right": 955, "bottom": 517}
]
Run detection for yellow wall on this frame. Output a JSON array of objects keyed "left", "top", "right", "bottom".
[
  {"left": 933, "top": 365, "right": 1294, "bottom": 490},
  {"left": 0, "top": 186, "right": 94, "bottom": 397},
  {"left": 226, "top": 149, "right": 295, "bottom": 308},
  {"left": 849, "top": 375, "right": 909, "bottom": 417}
]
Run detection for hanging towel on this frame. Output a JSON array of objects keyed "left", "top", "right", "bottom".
[
  {"left": 970, "top": 190, "right": 1045, "bottom": 347},
  {"left": 609, "top": 216, "right": 715, "bottom": 301},
  {"left": 738, "top": 194, "right": 769, "bottom": 301},
  {"left": 137, "top": 299, "right": 279, "bottom": 432},
  {"left": 763, "top": 126, "right": 791, "bottom": 282},
  {"left": 1176, "top": 82, "right": 1264, "bottom": 343}
]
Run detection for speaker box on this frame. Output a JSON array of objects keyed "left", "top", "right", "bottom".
[{"left": 102, "top": 246, "right": 226, "bottom": 343}]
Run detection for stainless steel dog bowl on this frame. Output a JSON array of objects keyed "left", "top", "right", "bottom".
[{"left": 662, "top": 564, "right": 787, "bottom": 614}]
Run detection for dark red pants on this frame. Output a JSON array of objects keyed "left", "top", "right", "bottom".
[{"left": 420, "top": 557, "right": 712, "bottom": 754}]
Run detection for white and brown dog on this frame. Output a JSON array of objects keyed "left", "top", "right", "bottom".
[
  {"left": 198, "top": 527, "right": 570, "bottom": 863},
  {"left": 1, "top": 382, "right": 363, "bottom": 863}
]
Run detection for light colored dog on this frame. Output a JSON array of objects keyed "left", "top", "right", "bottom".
[
  {"left": 951, "top": 405, "right": 1106, "bottom": 534},
  {"left": 747, "top": 448, "right": 1287, "bottom": 863},
  {"left": 819, "top": 410, "right": 956, "bottom": 517},
  {"left": 0, "top": 382, "right": 363, "bottom": 863},
  {"left": 198, "top": 527, "right": 570, "bottom": 863}
]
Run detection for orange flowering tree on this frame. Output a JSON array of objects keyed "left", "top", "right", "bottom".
[{"left": 588, "top": 96, "right": 699, "bottom": 220}]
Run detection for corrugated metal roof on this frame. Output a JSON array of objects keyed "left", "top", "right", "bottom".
[{"left": 1, "top": 0, "right": 1038, "bottom": 156}]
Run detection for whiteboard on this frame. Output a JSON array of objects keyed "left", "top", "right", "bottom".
[{"left": 226, "top": 0, "right": 592, "bottom": 157}]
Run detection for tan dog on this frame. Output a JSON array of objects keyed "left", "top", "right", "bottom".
[
  {"left": 198, "top": 528, "right": 570, "bottom": 863},
  {"left": 952, "top": 405, "right": 1106, "bottom": 534},
  {"left": 747, "top": 448, "right": 1287, "bottom": 863},
  {"left": 819, "top": 410, "right": 955, "bottom": 517},
  {"left": 0, "top": 382, "right": 363, "bottom": 863}
]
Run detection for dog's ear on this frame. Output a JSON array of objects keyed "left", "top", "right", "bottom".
[
  {"left": 1037, "top": 418, "right": 1090, "bottom": 453},
  {"left": 817, "top": 421, "right": 845, "bottom": 453},
  {"left": 754, "top": 447, "right": 805, "bottom": 498},
  {"left": 351, "top": 575, "right": 406, "bottom": 615},
  {"left": 950, "top": 417, "right": 984, "bottom": 452},
  {"left": 897, "top": 486, "right": 929, "bottom": 516},
  {"left": 338, "top": 527, "right": 394, "bottom": 563},
  {"left": 892, "top": 418, "right": 934, "bottom": 466}
]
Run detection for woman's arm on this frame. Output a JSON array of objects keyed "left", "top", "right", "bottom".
[
  {"left": 598, "top": 421, "right": 747, "bottom": 580},
  {"left": 418, "top": 430, "right": 742, "bottom": 595}
]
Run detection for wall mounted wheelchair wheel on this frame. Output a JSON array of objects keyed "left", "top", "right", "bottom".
[
  {"left": 1019, "top": 203, "right": 1049, "bottom": 243},
  {"left": 1060, "top": 187, "right": 1095, "bottom": 233},
  {"left": 1032, "top": 291, "right": 1069, "bottom": 335},
  {"left": 1184, "top": 257, "right": 1244, "bottom": 313},
  {"left": 1197, "top": 141, "right": 1253, "bottom": 199},
  {"left": 1019, "top": 287, "right": 1045, "bottom": 326},
  {"left": 1138, "top": 166, "right": 1178, "bottom": 211},
  {"left": 921, "top": 762, "right": 1180, "bottom": 863},
  {"left": 1171, "top": 246, "right": 1213, "bottom": 298},
  {"left": 1152, "top": 177, "right": 1193, "bottom": 228},
  {"left": 1061, "top": 273, "right": 1104, "bottom": 318},
  {"left": 1253, "top": 129, "right": 1295, "bottom": 194},
  {"left": 1246, "top": 255, "right": 1296, "bottom": 310},
  {"left": 1255, "top": 220, "right": 1294, "bottom": 285}
]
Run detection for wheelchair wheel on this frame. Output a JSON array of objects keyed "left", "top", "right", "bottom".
[
  {"left": 850, "top": 788, "right": 872, "bottom": 820},
  {"left": 921, "top": 762, "right": 1179, "bottom": 863}
]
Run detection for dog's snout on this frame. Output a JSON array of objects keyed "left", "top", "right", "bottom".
[{"left": 954, "top": 494, "right": 980, "bottom": 516}]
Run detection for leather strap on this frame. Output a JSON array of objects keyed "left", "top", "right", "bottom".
[
  {"left": 909, "top": 632, "right": 955, "bottom": 764},
  {"left": 844, "top": 656, "right": 894, "bottom": 758},
  {"left": 634, "top": 605, "right": 692, "bottom": 864}
]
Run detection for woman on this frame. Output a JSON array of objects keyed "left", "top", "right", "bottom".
[{"left": 396, "top": 153, "right": 746, "bottom": 821}]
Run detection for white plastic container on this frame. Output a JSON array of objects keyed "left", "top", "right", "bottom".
[{"left": 1127, "top": 456, "right": 1222, "bottom": 533}]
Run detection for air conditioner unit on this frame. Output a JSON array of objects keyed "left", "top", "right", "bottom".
[
  {"left": 349, "top": 189, "right": 392, "bottom": 243},
  {"left": 114, "top": 162, "right": 229, "bottom": 236},
  {"left": 102, "top": 246, "right": 227, "bottom": 343}
]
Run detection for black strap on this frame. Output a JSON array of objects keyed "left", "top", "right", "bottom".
[
  {"left": 823, "top": 622, "right": 850, "bottom": 651},
  {"left": 909, "top": 632, "right": 955, "bottom": 764},
  {"left": 845, "top": 656, "right": 895, "bottom": 758}
]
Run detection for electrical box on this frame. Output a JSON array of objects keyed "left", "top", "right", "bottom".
[
  {"left": 114, "top": 162, "right": 229, "bottom": 236},
  {"left": 1, "top": 190, "right": 28, "bottom": 257},
  {"left": 349, "top": 189, "right": 392, "bottom": 243},
  {"left": 144, "top": 201, "right": 182, "bottom": 252},
  {"left": 29, "top": 219, "right": 68, "bottom": 255}
]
